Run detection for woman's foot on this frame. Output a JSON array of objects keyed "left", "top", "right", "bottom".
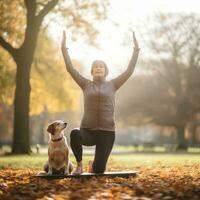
[
  {"left": 88, "top": 160, "right": 93, "bottom": 173},
  {"left": 73, "top": 161, "right": 83, "bottom": 175}
]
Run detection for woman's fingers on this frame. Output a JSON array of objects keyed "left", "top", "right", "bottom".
[
  {"left": 133, "top": 31, "right": 135, "bottom": 39},
  {"left": 63, "top": 30, "right": 66, "bottom": 40},
  {"left": 62, "top": 30, "right": 66, "bottom": 47},
  {"left": 133, "top": 31, "right": 139, "bottom": 49}
]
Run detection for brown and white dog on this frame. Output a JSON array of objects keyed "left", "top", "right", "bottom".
[{"left": 44, "top": 120, "right": 73, "bottom": 175}]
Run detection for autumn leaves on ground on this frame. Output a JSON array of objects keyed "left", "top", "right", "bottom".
[{"left": 0, "top": 154, "right": 200, "bottom": 200}]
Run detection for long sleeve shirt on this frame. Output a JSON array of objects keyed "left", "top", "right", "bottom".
[{"left": 62, "top": 47, "right": 140, "bottom": 131}]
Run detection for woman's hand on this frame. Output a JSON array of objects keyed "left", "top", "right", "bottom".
[
  {"left": 61, "top": 30, "right": 67, "bottom": 49},
  {"left": 133, "top": 31, "right": 140, "bottom": 50}
]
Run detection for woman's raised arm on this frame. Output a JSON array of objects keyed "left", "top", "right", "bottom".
[
  {"left": 111, "top": 32, "right": 140, "bottom": 90},
  {"left": 61, "top": 30, "right": 88, "bottom": 89}
]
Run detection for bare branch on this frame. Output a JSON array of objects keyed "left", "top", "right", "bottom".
[
  {"left": 0, "top": 35, "right": 16, "bottom": 56},
  {"left": 37, "top": 0, "right": 59, "bottom": 23}
]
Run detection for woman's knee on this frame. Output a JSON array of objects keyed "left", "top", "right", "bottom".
[{"left": 70, "top": 128, "right": 80, "bottom": 140}]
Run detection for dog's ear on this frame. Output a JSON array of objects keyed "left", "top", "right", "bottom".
[{"left": 47, "top": 123, "right": 55, "bottom": 134}]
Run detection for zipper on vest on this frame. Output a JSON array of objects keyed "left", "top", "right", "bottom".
[{"left": 97, "top": 81, "right": 101, "bottom": 128}]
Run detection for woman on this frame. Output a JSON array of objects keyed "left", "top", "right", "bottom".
[{"left": 61, "top": 30, "right": 140, "bottom": 174}]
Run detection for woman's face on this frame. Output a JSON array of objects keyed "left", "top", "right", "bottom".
[{"left": 92, "top": 61, "right": 106, "bottom": 78}]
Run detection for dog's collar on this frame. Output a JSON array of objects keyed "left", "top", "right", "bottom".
[{"left": 51, "top": 136, "right": 63, "bottom": 142}]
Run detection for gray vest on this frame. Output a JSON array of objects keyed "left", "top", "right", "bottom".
[{"left": 62, "top": 47, "right": 139, "bottom": 131}]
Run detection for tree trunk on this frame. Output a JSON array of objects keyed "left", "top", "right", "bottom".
[
  {"left": 39, "top": 122, "right": 45, "bottom": 145},
  {"left": 11, "top": 18, "right": 40, "bottom": 154},
  {"left": 176, "top": 124, "right": 187, "bottom": 150},
  {"left": 39, "top": 106, "right": 48, "bottom": 145},
  {"left": 188, "top": 121, "right": 197, "bottom": 147},
  {"left": 191, "top": 126, "right": 198, "bottom": 147},
  {"left": 12, "top": 62, "right": 31, "bottom": 154}
]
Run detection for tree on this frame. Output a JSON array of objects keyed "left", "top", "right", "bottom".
[
  {"left": 117, "top": 13, "right": 200, "bottom": 150},
  {"left": 0, "top": 0, "right": 109, "bottom": 154},
  {"left": 147, "top": 13, "right": 200, "bottom": 150}
]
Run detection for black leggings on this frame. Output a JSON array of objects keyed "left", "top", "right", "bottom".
[{"left": 70, "top": 128, "right": 115, "bottom": 173}]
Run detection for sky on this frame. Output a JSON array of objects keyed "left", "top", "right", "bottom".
[{"left": 50, "top": 0, "right": 200, "bottom": 79}]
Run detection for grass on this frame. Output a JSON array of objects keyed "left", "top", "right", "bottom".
[
  {"left": 0, "top": 153, "right": 199, "bottom": 170},
  {"left": 1, "top": 144, "right": 200, "bottom": 154},
  {"left": 0, "top": 145, "right": 199, "bottom": 169}
]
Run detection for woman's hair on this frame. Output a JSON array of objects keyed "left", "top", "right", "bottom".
[{"left": 91, "top": 60, "right": 109, "bottom": 77}]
